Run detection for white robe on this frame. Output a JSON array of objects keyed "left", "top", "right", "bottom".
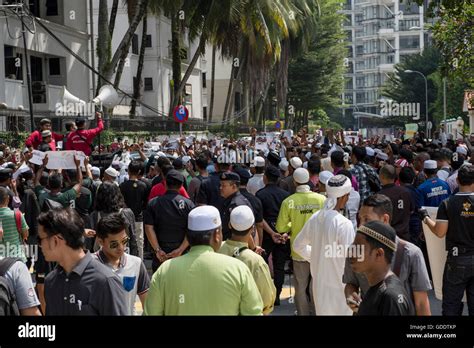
[{"left": 293, "top": 209, "right": 355, "bottom": 315}]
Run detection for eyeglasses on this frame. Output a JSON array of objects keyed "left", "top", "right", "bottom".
[
  {"left": 37, "top": 234, "right": 62, "bottom": 245},
  {"left": 109, "top": 237, "right": 130, "bottom": 249}
]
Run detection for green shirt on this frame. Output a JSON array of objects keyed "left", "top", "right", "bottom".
[
  {"left": 275, "top": 190, "right": 326, "bottom": 261},
  {"left": 219, "top": 240, "right": 276, "bottom": 315},
  {"left": 144, "top": 245, "right": 263, "bottom": 315},
  {"left": 38, "top": 187, "right": 77, "bottom": 209},
  {"left": 0, "top": 207, "right": 28, "bottom": 262}
]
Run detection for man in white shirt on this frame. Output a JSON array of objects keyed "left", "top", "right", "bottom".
[
  {"left": 293, "top": 175, "right": 355, "bottom": 315},
  {"left": 247, "top": 156, "right": 266, "bottom": 195}
]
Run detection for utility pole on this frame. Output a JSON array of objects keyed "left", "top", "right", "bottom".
[{"left": 20, "top": 2, "right": 35, "bottom": 131}]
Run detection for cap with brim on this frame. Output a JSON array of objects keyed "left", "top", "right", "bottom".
[
  {"left": 188, "top": 206, "right": 221, "bottom": 232},
  {"left": 220, "top": 172, "right": 240, "bottom": 183},
  {"left": 230, "top": 205, "right": 255, "bottom": 232},
  {"left": 357, "top": 221, "right": 396, "bottom": 252},
  {"left": 234, "top": 167, "right": 251, "bottom": 181},
  {"left": 424, "top": 160, "right": 437, "bottom": 170},
  {"left": 166, "top": 169, "right": 185, "bottom": 184},
  {"left": 0, "top": 168, "right": 13, "bottom": 180}
]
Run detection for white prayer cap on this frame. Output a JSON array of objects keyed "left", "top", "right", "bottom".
[
  {"left": 293, "top": 168, "right": 309, "bottom": 184},
  {"left": 424, "top": 160, "right": 437, "bottom": 170},
  {"left": 91, "top": 166, "right": 101, "bottom": 176},
  {"left": 366, "top": 147, "right": 375, "bottom": 157},
  {"left": 188, "top": 206, "right": 221, "bottom": 232},
  {"left": 230, "top": 205, "right": 255, "bottom": 232},
  {"left": 182, "top": 156, "right": 191, "bottom": 165},
  {"left": 279, "top": 159, "right": 289, "bottom": 171},
  {"left": 105, "top": 167, "right": 119, "bottom": 178},
  {"left": 376, "top": 152, "right": 389, "bottom": 161},
  {"left": 253, "top": 156, "right": 265, "bottom": 167},
  {"left": 289, "top": 157, "right": 303, "bottom": 169},
  {"left": 437, "top": 170, "right": 449, "bottom": 181},
  {"left": 319, "top": 171, "right": 334, "bottom": 185},
  {"left": 456, "top": 146, "right": 467, "bottom": 156},
  {"left": 325, "top": 174, "right": 352, "bottom": 210},
  {"left": 157, "top": 151, "right": 166, "bottom": 157}
]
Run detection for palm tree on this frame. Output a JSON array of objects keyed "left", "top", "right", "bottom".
[{"left": 130, "top": 11, "right": 148, "bottom": 118}]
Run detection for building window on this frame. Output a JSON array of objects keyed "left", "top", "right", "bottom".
[
  {"left": 4, "top": 46, "right": 23, "bottom": 80},
  {"left": 234, "top": 92, "right": 241, "bottom": 112},
  {"left": 400, "top": 36, "right": 420, "bottom": 49},
  {"left": 46, "top": 0, "right": 58, "bottom": 16},
  {"left": 144, "top": 78, "right": 153, "bottom": 91},
  {"left": 202, "top": 73, "right": 207, "bottom": 88},
  {"left": 132, "top": 34, "right": 139, "bottom": 54},
  {"left": 145, "top": 35, "right": 152, "bottom": 48},
  {"left": 29, "top": 0, "right": 40, "bottom": 17},
  {"left": 48, "top": 57, "right": 61, "bottom": 75},
  {"left": 203, "top": 107, "right": 208, "bottom": 121},
  {"left": 30, "top": 56, "right": 43, "bottom": 82}
]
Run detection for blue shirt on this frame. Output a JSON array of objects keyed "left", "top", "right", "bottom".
[{"left": 417, "top": 177, "right": 451, "bottom": 207}]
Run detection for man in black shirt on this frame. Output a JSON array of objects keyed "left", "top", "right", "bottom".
[
  {"left": 256, "top": 165, "right": 291, "bottom": 305},
  {"left": 378, "top": 165, "right": 414, "bottom": 240},
  {"left": 120, "top": 161, "right": 148, "bottom": 259},
  {"left": 350, "top": 220, "right": 414, "bottom": 315},
  {"left": 234, "top": 167, "right": 264, "bottom": 249},
  {"left": 144, "top": 170, "right": 195, "bottom": 272},
  {"left": 195, "top": 161, "right": 230, "bottom": 211},
  {"left": 422, "top": 164, "right": 474, "bottom": 315}
]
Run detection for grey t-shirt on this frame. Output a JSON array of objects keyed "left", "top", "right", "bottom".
[
  {"left": 93, "top": 251, "right": 150, "bottom": 315},
  {"left": 343, "top": 238, "right": 432, "bottom": 304},
  {"left": 1, "top": 258, "right": 40, "bottom": 310}
]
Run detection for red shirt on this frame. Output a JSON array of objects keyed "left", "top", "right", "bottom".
[
  {"left": 65, "top": 118, "right": 104, "bottom": 155},
  {"left": 25, "top": 130, "right": 63, "bottom": 151},
  {"left": 148, "top": 182, "right": 189, "bottom": 201}
]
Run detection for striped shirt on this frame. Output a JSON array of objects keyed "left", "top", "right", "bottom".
[{"left": 0, "top": 207, "right": 28, "bottom": 261}]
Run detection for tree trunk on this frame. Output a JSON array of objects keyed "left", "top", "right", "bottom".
[
  {"left": 169, "top": 13, "right": 182, "bottom": 116},
  {"left": 110, "top": 0, "right": 147, "bottom": 87},
  {"left": 109, "top": 0, "right": 119, "bottom": 37},
  {"left": 97, "top": 0, "right": 111, "bottom": 93},
  {"left": 209, "top": 43, "right": 217, "bottom": 123},
  {"left": 130, "top": 12, "right": 147, "bottom": 118},
  {"left": 222, "top": 66, "right": 235, "bottom": 125}
]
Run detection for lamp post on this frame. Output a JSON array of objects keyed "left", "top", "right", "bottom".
[{"left": 405, "top": 69, "right": 429, "bottom": 138}]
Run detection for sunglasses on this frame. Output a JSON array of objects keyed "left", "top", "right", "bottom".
[{"left": 109, "top": 237, "right": 130, "bottom": 249}]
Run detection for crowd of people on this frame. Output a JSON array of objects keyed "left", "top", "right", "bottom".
[{"left": 0, "top": 116, "right": 473, "bottom": 316}]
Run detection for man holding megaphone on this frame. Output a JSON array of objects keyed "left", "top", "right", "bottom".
[{"left": 65, "top": 112, "right": 104, "bottom": 156}]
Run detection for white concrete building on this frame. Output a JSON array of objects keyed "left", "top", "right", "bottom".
[
  {"left": 90, "top": 0, "right": 207, "bottom": 119},
  {"left": 340, "top": 0, "right": 429, "bottom": 126},
  {"left": 0, "top": 0, "right": 90, "bottom": 120}
]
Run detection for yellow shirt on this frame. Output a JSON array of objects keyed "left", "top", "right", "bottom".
[
  {"left": 219, "top": 240, "right": 276, "bottom": 315},
  {"left": 144, "top": 245, "right": 263, "bottom": 315}
]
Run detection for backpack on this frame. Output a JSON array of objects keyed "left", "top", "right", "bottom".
[
  {"left": 361, "top": 164, "right": 381, "bottom": 193},
  {"left": 41, "top": 197, "right": 65, "bottom": 212},
  {"left": 0, "top": 258, "right": 21, "bottom": 316}
]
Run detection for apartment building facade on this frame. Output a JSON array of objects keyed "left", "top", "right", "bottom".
[{"left": 341, "top": 0, "right": 429, "bottom": 127}]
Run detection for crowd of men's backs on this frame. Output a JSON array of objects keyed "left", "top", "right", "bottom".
[{"left": 0, "top": 116, "right": 473, "bottom": 316}]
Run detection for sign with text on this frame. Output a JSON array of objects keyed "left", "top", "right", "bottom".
[{"left": 30, "top": 150, "right": 86, "bottom": 169}]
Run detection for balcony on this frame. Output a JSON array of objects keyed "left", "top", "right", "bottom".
[{"left": 5, "top": 79, "right": 24, "bottom": 109}]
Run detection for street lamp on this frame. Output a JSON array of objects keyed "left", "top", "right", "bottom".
[{"left": 405, "top": 69, "right": 429, "bottom": 138}]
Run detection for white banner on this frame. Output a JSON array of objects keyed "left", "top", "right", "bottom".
[{"left": 29, "top": 150, "right": 85, "bottom": 170}]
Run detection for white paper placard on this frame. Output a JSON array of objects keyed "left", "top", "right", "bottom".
[{"left": 29, "top": 150, "right": 85, "bottom": 169}]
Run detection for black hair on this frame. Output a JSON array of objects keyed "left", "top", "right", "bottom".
[
  {"left": 157, "top": 156, "right": 171, "bottom": 169},
  {"left": 399, "top": 166, "right": 415, "bottom": 184},
  {"left": 196, "top": 156, "right": 208, "bottom": 171},
  {"left": 48, "top": 173, "right": 63, "bottom": 190},
  {"left": 362, "top": 194, "right": 393, "bottom": 221},
  {"left": 96, "top": 212, "right": 127, "bottom": 239},
  {"left": 264, "top": 166, "right": 280, "bottom": 183},
  {"left": 452, "top": 155, "right": 466, "bottom": 171},
  {"left": 399, "top": 148, "right": 413, "bottom": 163},
  {"left": 330, "top": 151, "right": 345, "bottom": 168},
  {"left": 37, "top": 208, "right": 85, "bottom": 250},
  {"left": 458, "top": 165, "right": 474, "bottom": 186},
  {"left": 40, "top": 172, "right": 49, "bottom": 187},
  {"left": 362, "top": 233, "right": 394, "bottom": 264},
  {"left": 216, "top": 162, "right": 231, "bottom": 172},
  {"left": 161, "top": 164, "right": 174, "bottom": 177},
  {"left": 353, "top": 146, "right": 367, "bottom": 162},
  {"left": 380, "top": 165, "right": 397, "bottom": 181},
  {"left": 424, "top": 168, "right": 437, "bottom": 176},
  {"left": 186, "top": 228, "right": 217, "bottom": 246},
  {"left": 255, "top": 166, "right": 265, "bottom": 174},
  {"left": 65, "top": 121, "right": 75, "bottom": 132},
  {"left": 0, "top": 186, "right": 9, "bottom": 204},
  {"left": 128, "top": 160, "right": 144, "bottom": 175},
  {"left": 231, "top": 226, "right": 252, "bottom": 237},
  {"left": 95, "top": 181, "right": 125, "bottom": 213},
  {"left": 307, "top": 159, "right": 321, "bottom": 175}
]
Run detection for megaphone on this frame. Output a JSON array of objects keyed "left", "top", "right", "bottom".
[
  {"left": 61, "top": 86, "right": 86, "bottom": 105},
  {"left": 93, "top": 85, "right": 119, "bottom": 109}
]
